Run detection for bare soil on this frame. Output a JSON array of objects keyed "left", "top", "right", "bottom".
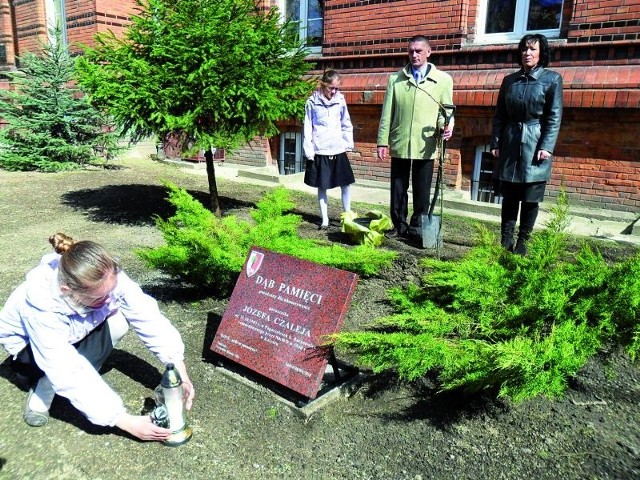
[{"left": 0, "top": 154, "right": 639, "bottom": 480}]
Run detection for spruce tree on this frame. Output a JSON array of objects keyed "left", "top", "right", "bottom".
[
  {"left": 0, "top": 29, "right": 119, "bottom": 172},
  {"left": 75, "top": 0, "right": 314, "bottom": 214}
]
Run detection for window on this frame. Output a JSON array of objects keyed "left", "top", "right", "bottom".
[
  {"left": 471, "top": 145, "right": 502, "bottom": 204},
  {"left": 279, "top": 132, "right": 305, "bottom": 175},
  {"left": 282, "top": 0, "right": 323, "bottom": 52},
  {"left": 45, "top": 0, "right": 68, "bottom": 47},
  {"left": 478, "top": 0, "right": 563, "bottom": 43}
]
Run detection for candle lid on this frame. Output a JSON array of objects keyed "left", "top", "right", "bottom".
[{"left": 161, "top": 363, "right": 183, "bottom": 388}]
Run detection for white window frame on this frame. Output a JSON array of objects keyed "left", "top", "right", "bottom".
[
  {"left": 475, "top": 0, "right": 562, "bottom": 45},
  {"left": 45, "top": 0, "right": 67, "bottom": 47},
  {"left": 279, "top": 0, "right": 322, "bottom": 54}
]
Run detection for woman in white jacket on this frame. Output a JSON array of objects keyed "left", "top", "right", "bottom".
[{"left": 0, "top": 233, "right": 195, "bottom": 442}]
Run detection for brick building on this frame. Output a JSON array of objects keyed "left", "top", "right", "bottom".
[
  {"left": 0, "top": 0, "right": 134, "bottom": 71},
  {"left": 270, "top": 0, "right": 640, "bottom": 212},
  {"left": 2, "top": 0, "right": 639, "bottom": 211}
]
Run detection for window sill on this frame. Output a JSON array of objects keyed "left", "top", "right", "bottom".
[{"left": 461, "top": 36, "right": 567, "bottom": 50}]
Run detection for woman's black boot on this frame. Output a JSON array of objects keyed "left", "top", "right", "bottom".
[
  {"left": 513, "top": 227, "right": 532, "bottom": 255},
  {"left": 500, "top": 221, "right": 516, "bottom": 251},
  {"left": 514, "top": 202, "right": 539, "bottom": 256}
]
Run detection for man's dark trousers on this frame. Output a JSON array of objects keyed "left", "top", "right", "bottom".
[{"left": 390, "top": 157, "right": 435, "bottom": 237}]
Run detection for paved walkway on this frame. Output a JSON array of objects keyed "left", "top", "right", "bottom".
[{"left": 164, "top": 158, "right": 640, "bottom": 246}]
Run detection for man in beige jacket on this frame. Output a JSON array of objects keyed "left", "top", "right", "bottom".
[{"left": 377, "top": 35, "right": 454, "bottom": 240}]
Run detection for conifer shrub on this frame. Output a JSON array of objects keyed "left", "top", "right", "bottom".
[
  {"left": 137, "top": 183, "right": 396, "bottom": 295},
  {"left": 0, "top": 28, "right": 120, "bottom": 172},
  {"left": 332, "top": 199, "right": 640, "bottom": 402}
]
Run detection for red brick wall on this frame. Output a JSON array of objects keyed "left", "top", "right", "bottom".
[
  {"left": 95, "top": 0, "right": 137, "bottom": 37},
  {"left": 322, "top": 0, "right": 464, "bottom": 62},
  {"left": 64, "top": 0, "right": 136, "bottom": 54},
  {"left": 572, "top": 0, "right": 640, "bottom": 23},
  {"left": 0, "top": 0, "right": 137, "bottom": 60},
  {"left": 12, "top": 0, "right": 47, "bottom": 57},
  {"left": 345, "top": 102, "right": 640, "bottom": 211},
  {"left": 349, "top": 104, "right": 388, "bottom": 183},
  {"left": 550, "top": 157, "right": 640, "bottom": 209},
  {"left": 549, "top": 108, "right": 640, "bottom": 209},
  {"left": 0, "top": 0, "right": 15, "bottom": 68},
  {"left": 65, "top": 0, "right": 98, "bottom": 54}
]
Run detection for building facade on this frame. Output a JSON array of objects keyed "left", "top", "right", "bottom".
[
  {"left": 272, "top": 0, "right": 640, "bottom": 212},
  {"left": 0, "top": 0, "right": 135, "bottom": 71},
  {"left": 2, "top": 0, "right": 639, "bottom": 211}
]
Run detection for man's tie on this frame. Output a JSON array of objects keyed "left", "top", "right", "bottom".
[{"left": 414, "top": 70, "right": 421, "bottom": 83}]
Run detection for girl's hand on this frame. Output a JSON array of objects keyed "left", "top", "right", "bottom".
[
  {"left": 173, "top": 360, "right": 195, "bottom": 410},
  {"left": 116, "top": 413, "right": 172, "bottom": 441}
]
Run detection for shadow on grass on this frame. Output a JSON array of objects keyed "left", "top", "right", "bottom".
[
  {"left": 142, "top": 282, "right": 211, "bottom": 304},
  {"left": 60, "top": 184, "right": 256, "bottom": 226},
  {"left": 351, "top": 371, "right": 507, "bottom": 430},
  {"left": 102, "top": 348, "right": 163, "bottom": 391},
  {"left": 200, "top": 312, "right": 224, "bottom": 371}
]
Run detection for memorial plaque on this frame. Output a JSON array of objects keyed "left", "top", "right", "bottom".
[{"left": 210, "top": 247, "right": 358, "bottom": 399}]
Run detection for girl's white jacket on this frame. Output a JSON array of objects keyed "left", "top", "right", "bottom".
[{"left": 0, "top": 253, "right": 185, "bottom": 426}]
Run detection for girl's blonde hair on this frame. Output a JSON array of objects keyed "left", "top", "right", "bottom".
[
  {"left": 320, "top": 69, "right": 341, "bottom": 90},
  {"left": 49, "top": 233, "right": 119, "bottom": 293}
]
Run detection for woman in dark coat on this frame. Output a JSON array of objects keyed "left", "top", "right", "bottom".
[{"left": 491, "top": 33, "right": 563, "bottom": 255}]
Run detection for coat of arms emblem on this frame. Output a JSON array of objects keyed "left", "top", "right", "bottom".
[{"left": 245, "top": 250, "right": 264, "bottom": 278}]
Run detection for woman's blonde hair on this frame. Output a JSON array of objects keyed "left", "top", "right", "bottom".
[{"left": 49, "top": 233, "right": 119, "bottom": 293}]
